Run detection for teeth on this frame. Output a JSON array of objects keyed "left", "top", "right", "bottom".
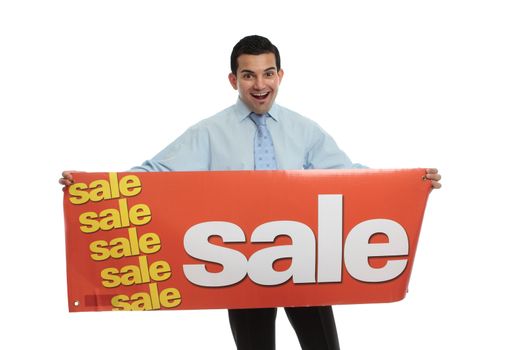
[{"left": 252, "top": 92, "right": 269, "bottom": 96}]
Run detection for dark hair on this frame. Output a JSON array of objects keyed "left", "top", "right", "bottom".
[{"left": 230, "top": 35, "right": 281, "bottom": 74}]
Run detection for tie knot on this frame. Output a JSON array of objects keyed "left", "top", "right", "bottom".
[{"left": 250, "top": 113, "right": 267, "bottom": 126}]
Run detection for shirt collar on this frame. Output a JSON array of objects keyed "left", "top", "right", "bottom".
[{"left": 234, "top": 98, "right": 280, "bottom": 123}]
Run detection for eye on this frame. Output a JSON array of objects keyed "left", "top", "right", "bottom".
[
  {"left": 242, "top": 73, "right": 254, "bottom": 79},
  {"left": 265, "top": 71, "right": 275, "bottom": 77}
]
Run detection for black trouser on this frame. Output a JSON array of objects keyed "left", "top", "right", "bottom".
[{"left": 228, "top": 306, "right": 340, "bottom": 350}]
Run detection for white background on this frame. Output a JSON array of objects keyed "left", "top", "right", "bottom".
[{"left": 1, "top": 1, "right": 524, "bottom": 349}]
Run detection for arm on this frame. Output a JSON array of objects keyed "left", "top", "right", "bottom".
[
  {"left": 59, "top": 124, "right": 212, "bottom": 186},
  {"left": 130, "top": 125, "right": 211, "bottom": 172},
  {"left": 303, "top": 124, "right": 442, "bottom": 189},
  {"left": 305, "top": 124, "right": 366, "bottom": 170}
]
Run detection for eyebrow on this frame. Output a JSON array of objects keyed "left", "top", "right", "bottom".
[{"left": 240, "top": 67, "right": 277, "bottom": 74}]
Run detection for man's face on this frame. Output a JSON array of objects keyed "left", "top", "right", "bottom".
[{"left": 228, "top": 53, "right": 284, "bottom": 115}]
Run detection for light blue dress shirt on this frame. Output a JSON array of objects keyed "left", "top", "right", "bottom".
[{"left": 131, "top": 99, "right": 365, "bottom": 172}]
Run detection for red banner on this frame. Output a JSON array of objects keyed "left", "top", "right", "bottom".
[{"left": 63, "top": 169, "right": 431, "bottom": 312}]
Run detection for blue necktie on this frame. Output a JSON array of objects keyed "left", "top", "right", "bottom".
[{"left": 250, "top": 113, "right": 277, "bottom": 170}]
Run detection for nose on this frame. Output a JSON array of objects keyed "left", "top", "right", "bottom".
[{"left": 254, "top": 75, "right": 265, "bottom": 90}]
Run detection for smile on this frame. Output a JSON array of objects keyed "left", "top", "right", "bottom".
[{"left": 251, "top": 92, "right": 270, "bottom": 100}]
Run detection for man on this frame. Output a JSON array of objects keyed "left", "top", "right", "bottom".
[{"left": 61, "top": 35, "right": 441, "bottom": 349}]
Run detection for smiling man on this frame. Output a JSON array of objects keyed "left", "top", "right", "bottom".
[
  {"left": 228, "top": 52, "right": 283, "bottom": 115},
  {"left": 60, "top": 35, "right": 441, "bottom": 349}
]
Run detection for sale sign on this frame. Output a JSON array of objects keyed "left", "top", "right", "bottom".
[{"left": 63, "top": 169, "right": 431, "bottom": 312}]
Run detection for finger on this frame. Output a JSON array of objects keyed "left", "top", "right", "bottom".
[
  {"left": 426, "top": 168, "right": 438, "bottom": 175},
  {"left": 62, "top": 170, "right": 74, "bottom": 180},
  {"left": 431, "top": 180, "right": 442, "bottom": 189},
  {"left": 426, "top": 173, "right": 442, "bottom": 181},
  {"left": 59, "top": 178, "right": 72, "bottom": 186}
]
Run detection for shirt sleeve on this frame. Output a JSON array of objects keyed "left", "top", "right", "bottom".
[
  {"left": 304, "top": 124, "right": 367, "bottom": 170},
  {"left": 130, "top": 125, "right": 211, "bottom": 172}
]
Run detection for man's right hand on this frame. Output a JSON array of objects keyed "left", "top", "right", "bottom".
[{"left": 59, "top": 171, "right": 76, "bottom": 186}]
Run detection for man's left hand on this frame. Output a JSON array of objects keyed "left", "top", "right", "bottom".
[{"left": 425, "top": 168, "right": 442, "bottom": 189}]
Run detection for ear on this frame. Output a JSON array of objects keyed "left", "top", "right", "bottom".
[
  {"left": 228, "top": 73, "right": 238, "bottom": 90},
  {"left": 278, "top": 68, "right": 284, "bottom": 82}
]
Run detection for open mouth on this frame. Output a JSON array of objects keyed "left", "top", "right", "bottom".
[{"left": 251, "top": 91, "right": 270, "bottom": 100}]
